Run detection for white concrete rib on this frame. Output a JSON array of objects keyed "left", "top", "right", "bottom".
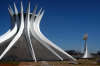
[
  {"left": 24, "top": 2, "right": 36, "bottom": 61},
  {"left": 0, "top": 2, "right": 24, "bottom": 59},
  {"left": 0, "top": 6, "right": 15, "bottom": 39},
  {"left": 30, "top": 7, "right": 63, "bottom": 61},
  {"left": 35, "top": 10, "right": 76, "bottom": 61},
  {"left": 0, "top": 30, "right": 11, "bottom": 39},
  {"left": 0, "top": 6, "right": 17, "bottom": 44},
  {"left": 14, "top": 3, "right": 20, "bottom": 28},
  {"left": 30, "top": 4, "right": 37, "bottom": 23},
  {"left": 9, "top": 5, "right": 14, "bottom": 16}
]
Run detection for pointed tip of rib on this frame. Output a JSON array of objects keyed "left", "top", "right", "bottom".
[
  {"left": 28, "top": 2, "right": 30, "bottom": 7},
  {"left": 42, "top": 10, "right": 45, "bottom": 13},
  {"left": 9, "top": 5, "right": 14, "bottom": 15},
  {"left": 41, "top": 10, "right": 45, "bottom": 15},
  {"left": 40, "top": 7, "right": 43, "bottom": 11},
  {"left": 35, "top": 4, "right": 38, "bottom": 10},
  {"left": 28, "top": 2, "right": 30, "bottom": 6},
  {"left": 8, "top": 8, "right": 11, "bottom": 14},
  {"left": 36, "top": 4, "right": 38, "bottom": 6},
  {"left": 27, "top": 2, "right": 30, "bottom": 13},
  {"left": 9, "top": 5, "right": 11, "bottom": 7},
  {"left": 8, "top": 8, "right": 9, "bottom": 10},
  {"left": 9, "top": 5, "right": 11, "bottom": 9},
  {"left": 41, "top": 7, "right": 43, "bottom": 9},
  {"left": 21, "top": 1, "right": 23, "bottom": 11},
  {"left": 14, "top": 2, "right": 15, "bottom": 7},
  {"left": 21, "top": 1, "right": 22, "bottom": 5},
  {"left": 14, "top": 2, "right": 18, "bottom": 14},
  {"left": 21, "top": 1, "right": 22, "bottom": 3},
  {"left": 8, "top": 8, "right": 10, "bottom": 12},
  {"left": 14, "top": 2, "right": 16, "bottom": 7}
]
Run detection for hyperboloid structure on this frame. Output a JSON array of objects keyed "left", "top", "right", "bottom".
[{"left": 0, "top": 2, "right": 76, "bottom": 62}]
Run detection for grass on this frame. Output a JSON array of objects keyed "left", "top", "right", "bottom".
[
  {"left": 0, "top": 61, "right": 20, "bottom": 66},
  {"left": 48, "top": 59, "right": 100, "bottom": 66},
  {"left": 0, "top": 58, "right": 100, "bottom": 66}
]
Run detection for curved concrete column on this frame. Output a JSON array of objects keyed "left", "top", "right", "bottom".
[
  {"left": 24, "top": 2, "right": 36, "bottom": 61},
  {"left": 0, "top": 2, "right": 24, "bottom": 59},
  {"left": 14, "top": 2, "right": 20, "bottom": 29},
  {"left": 0, "top": 6, "right": 17, "bottom": 44},
  {"left": 34, "top": 10, "right": 76, "bottom": 61},
  {"left": 0, "top": 5, "right": 16, "bottom": 39},
  {"left": 30, "top": 7, "right": 63, "bottom": 61}
]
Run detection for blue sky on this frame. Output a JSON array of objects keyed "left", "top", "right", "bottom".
[{"left": 0, "top": 0, "right": 100, "bottom": 53}]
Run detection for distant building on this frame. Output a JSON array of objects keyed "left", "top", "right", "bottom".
[
  {"left": 98, "top": 51, "right": 100, "bottom": 55},
  {"left": 65, "top": 50, "right": 76, "bottom": 55},
  {"left": 76, "top": 51, "right": 81, "bottom": 55}
]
